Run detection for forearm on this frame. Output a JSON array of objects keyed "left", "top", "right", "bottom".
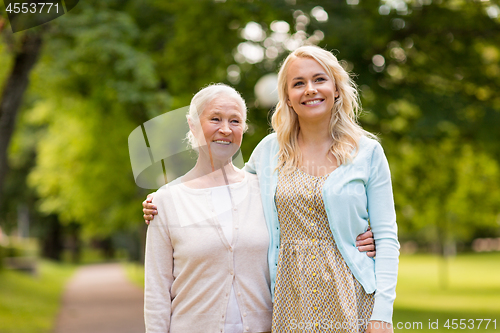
[
  {"left": 366, "top": 143, "right": 400, "bottom": 324},
  {"left": 370, "top": 237, "right": 399, "bottom": 323}
]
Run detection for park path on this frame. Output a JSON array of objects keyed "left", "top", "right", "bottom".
[{"left": 54, "top": 263, "right": 145, "bottom": 333}]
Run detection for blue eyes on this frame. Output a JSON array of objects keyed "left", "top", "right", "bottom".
[{"left": 293, "top": 77, "right": 327, "bottom": 87}]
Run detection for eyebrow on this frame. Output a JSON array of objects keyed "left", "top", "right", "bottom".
[
  {"left": 291, "top": 73, "right": 327, "bottom": 81},
  {"left": 206, "top": 111, "right": 243, "bottom": 118}
]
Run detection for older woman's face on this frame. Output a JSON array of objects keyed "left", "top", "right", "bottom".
[{"left": 193, "top": 96, "right": 245, "bottom": 161}]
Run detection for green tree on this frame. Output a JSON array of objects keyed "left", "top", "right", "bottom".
[
  {"left": 24, "top": 3, "right": 168, "bottom": 238},
  {"left": 0, "top": 22, "right": 44, "bottom": 204}
]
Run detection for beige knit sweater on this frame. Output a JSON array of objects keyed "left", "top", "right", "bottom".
[{"left": 144, "top": 173, "right": 272, "bottom": 333}]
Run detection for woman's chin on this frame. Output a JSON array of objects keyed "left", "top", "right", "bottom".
[
  {"left": 211, "top": 150, "right": 238, "bottom": 162},
  {"left": 199, "top": 144, "right": 239, "bottom": 162}
]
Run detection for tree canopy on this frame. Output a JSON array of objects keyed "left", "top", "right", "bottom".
[{"left": 1, "top": 0, "right": 499, "bottom": 256}]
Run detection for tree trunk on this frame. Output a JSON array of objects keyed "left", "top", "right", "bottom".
[
  {"left": 40, "top": 215, "right": 64, "bottom": 261},
  {"left": 67, "top": 223, "right": 81, "bottom": 264},
  {"left": 0, "top": 30, "right": 43, "bottom": 203}
]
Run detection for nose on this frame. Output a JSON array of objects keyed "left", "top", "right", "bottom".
[
  {"left": 218, "top": 121, "right": 231, "bottom": 135},
  {"left": 305, "top": 81, "right": 317, "bottom": 95}
]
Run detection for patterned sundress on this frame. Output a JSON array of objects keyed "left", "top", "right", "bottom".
[{"left": 271, "top": 168, "right": 374, "bottom": 332}]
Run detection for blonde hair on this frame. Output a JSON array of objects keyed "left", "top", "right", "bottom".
[
  {"left": 186, "top": 83, "right": 248, "bottom": 149},
  {"left": 271, "top": 45, "right": 376, "bottom": 174}
]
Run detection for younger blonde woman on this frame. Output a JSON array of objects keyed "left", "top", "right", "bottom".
[{"left": 244, "top": 46, "right": 399, "bottom": 332}]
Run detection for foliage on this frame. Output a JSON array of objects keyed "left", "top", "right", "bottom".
[
  {"left": 390, "top": 137, "right": 500, "bottom": 247},
  {"left": 18, "top": 2, "right": 169, "bottom": 237}
]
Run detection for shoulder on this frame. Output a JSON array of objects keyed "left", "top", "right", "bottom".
[
  {"left": 357, "top": 136, "right": 393, "bottom": 177},
  {"left": 348, "top": 136, "right": 387, "bottom": 170},
  {"left": 245, "top": 172, "right": 260, "bottom": 187},
  {"left": 152, "top": 179, "right": 184, "bottom": 206},
  {"left": 151, "top": 185, "right": 170, "bottom": 206},
  {"left": 241, "top": 172, "right": 263, "bottom": 199},
  {"left": 358, "top": 135, "right": 381, "bottom": 152},
  {"left": 357, "top": 136, "right": 386, "bottom": 158},
  {"left": 246, "top": 133, "right": 279, "bottom": 171},
  {"left": 245, "top": 171, "right": 258, "bottom": 181},
  {"left": 254, "top": 132, "right": 278, "bottom": 150},
  {"left": 251, "top": 133, "right": 278, "bottom": 156},
  {"left": 261, "top": 132, "right": 277, "bottom": 143}
]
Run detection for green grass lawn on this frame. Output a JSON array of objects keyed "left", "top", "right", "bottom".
[
  {"left": 394, "top": 252, "right": 500, "bottom": 332},
  {"left": 0, "top": 261, "right": 75, "bottom": 333}
]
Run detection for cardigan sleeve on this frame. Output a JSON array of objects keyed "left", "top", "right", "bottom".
[
  {"left": 243, "top": 133, "right": 277, "bottom": 175},
  {"left": 366, "top": 142, "right": 400, "bottom": 324},
  {"left": 243, "top": 140, "right": 263, "bottom": 175},
  {"left": 243, "top": 155, "right": 257, "bottom": 175},
  {"left": 144, "top": 190, "right": 174, "bottom": 332}
]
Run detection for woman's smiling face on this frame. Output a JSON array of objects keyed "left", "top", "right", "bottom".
[
  {"left": 286, "top": 57, "right": 339, "bottom": 124},
  {"left": 192, "top": 95, "right": 245, "bottom": 161}
]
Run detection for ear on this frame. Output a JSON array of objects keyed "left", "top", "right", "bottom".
[
  {"left": 187, "top": 117, "right": 195, "bottom": 133},
  {"left": 334, "top": 90, "right": 339, "bottom": 98},
  {"left": 188, "top": 117, "right": 200, "bottom": 138},
  {"left": 287, "top": 100, "right": 292, "bottom": 107}
]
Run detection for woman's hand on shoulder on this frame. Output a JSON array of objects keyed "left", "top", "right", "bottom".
[
  {"left": 356, "top": 227, "right": 376, "bottom": 257},
  {"left": 143, "top": 193, "right": 157, "bottom": 225},
  {"left": 365, "top": 321, "right": 393, "bottom": 333}
]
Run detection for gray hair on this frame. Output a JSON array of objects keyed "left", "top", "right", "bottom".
[{"left": 186, "top": 83, "right": 248, "bottom": 149}]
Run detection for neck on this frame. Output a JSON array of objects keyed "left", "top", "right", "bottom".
[
  {"left": 187, "top": 153, "right": 241, "bottom": 187},
  {"left": 297, "top": 117, "right": 332, "bottom": 147}
]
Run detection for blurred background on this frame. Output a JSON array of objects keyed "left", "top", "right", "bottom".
[{"left": 0, "top": 0, "right": 499, "bottom": 332}]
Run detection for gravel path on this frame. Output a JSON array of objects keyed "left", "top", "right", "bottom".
[{"left": 54, "top": 263, "right": 144, "bottom": 333}]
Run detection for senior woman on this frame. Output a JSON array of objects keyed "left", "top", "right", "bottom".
[{"left": 144, "top": 84, "right": 272, "bottom": 333}]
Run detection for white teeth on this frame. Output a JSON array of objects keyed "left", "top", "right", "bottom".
[
  {"left": 304, "top": 99, "right": 322, "bottom": 105},
  {"left": 213, "top": 140, "right": 231, "bottom": 145}
]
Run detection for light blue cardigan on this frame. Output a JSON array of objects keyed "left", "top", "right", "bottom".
[{"left": 243, "top": 133, "right": 400, "bottom": 324}]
